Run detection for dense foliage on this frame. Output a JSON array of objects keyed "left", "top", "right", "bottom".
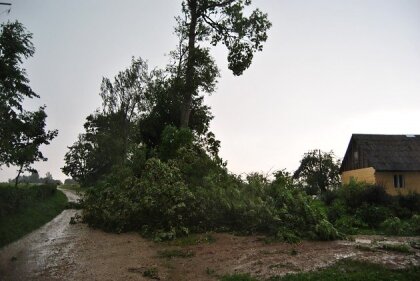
[
  {"left": 322, "top": 181, "right": 420, "bottom": 235},
  {"left": 82, "top": 130, "right": 339, "bottom": 241},
  {"left": 0, "top": 183, "right": 58, "bottom": 217}
]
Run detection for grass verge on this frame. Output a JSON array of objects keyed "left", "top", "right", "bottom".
[
  {"left": 267, "top": 260, "right": 420, "bottom": 281},
  {"left": 165, "top": 233, "right": 216, "bottom": 246},
  {"left": 380, "top": 243, "right": 412, "bottom": 254},
  {"left": 157, "top": 249, "right": 195, "bottom": 259},
  {"left": 0, "top": 189, "right": 68, "bottom": 248}
]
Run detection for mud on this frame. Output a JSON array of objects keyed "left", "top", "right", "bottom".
[
  {"left": 0, "top": 190, "right": 419, "bottom": 280},
  {"left": 0, "top": 189, "right": 80, "bottom": 281}
]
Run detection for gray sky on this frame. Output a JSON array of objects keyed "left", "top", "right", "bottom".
[{"left": 1, "top": 0, "right": 420, "bottom": 182}]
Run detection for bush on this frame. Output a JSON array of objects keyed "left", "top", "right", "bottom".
[
  {"left": 396, "top": 193, "right": 420, "bottom": 216},
  {"left": 83, "top": 158, "right": 194, "bottom": 236},
  {"left": 327, "top": 199, "right": 347, "bottom": 223},
  {"left": 82, "top": 129, "right": 340, "bottom": 241},
  {"left": 355, "top": 204, "right": 391, "bottom": 228},
  {"left": 0, "top": 184, "right": 57, "bottom": 217},
  {"left": 324, "top": 181, "right": 420, "bottom": 234},
  {"left": 338, "top": 182, "right": 391, "bottom": 209},
  {"left": 381, "top": 217, "right": 409, "bottom": 235},
  {"left": 408, "top": 214, "right": 420, "bottom": 235},
  {"left": 334, "top": 216, "right": 367, "bottom": 235}
]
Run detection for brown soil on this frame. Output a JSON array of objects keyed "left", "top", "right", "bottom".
[{"left": 0, "top": 190, "right": 419, "bottom": 280}]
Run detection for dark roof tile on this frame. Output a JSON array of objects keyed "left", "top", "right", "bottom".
[{"left": 351, "top": 134, "right": 420, "bottom": 171}]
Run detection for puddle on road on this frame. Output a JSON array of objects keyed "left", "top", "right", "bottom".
[{"left": 355, "top": 238, "right": 372, "bottom": 244}]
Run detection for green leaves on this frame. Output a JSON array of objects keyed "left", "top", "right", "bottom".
[
  {"left": 0, "top": 21, "right": 57, "bottom": 182},
  {"left": 293, "top": 150, "right": 341, "bottom": 195},
  {"left": 178, "top": 0, "right": 271, "bottom": 126}
]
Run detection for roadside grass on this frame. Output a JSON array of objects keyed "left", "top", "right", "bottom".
[
  {"left": 220, "top": 260, "right": 420, "bottom": 281},
  {"left": 0, "top": 189, "right": 67, "bottom": 248},
  {"left": 157, "top": 249, "right": 195, "bottom": 259},
  {"left": 142, "top": 267, "right": 159, "bottom": 279},
  {"left": 380, "top": 243, "right": 413, "bottom": 254},
  {"left": 267, "top": 260, "right": 420, "bottom": 281},
  {"left": 220, "top": 274, "right": 258, "bottom": 281},
  {"left": 165, "top": 233, "right": 216, "bottom": 246}
]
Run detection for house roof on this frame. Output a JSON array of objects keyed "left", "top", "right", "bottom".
[{"left": 341, "top": 134, "right": 420, "bottom": 172}]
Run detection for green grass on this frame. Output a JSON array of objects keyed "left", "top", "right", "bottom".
[
  {"left": 142, "top": 267, "right": 159, "bottom": 279},
  {"left": 0, "top": 189, "right": 68, "bottom": 248},
  {"left": 165, "top": 233, "right": 216, "bottom": 246},
  {"left": 380, "top": 243, "right": 412, "bottom": 254},
  {"left": 220, "top": 273, "right": 258, "bottom": 281},
  {"left": 157, "top": 248, "right": 195, "bottom": 259},
  {"left": 267, "top": 260, "right": 420, "bottom": 281}
]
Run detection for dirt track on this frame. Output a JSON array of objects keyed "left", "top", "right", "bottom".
[{"left": 0, "top": 190, "right": 419, "bottom": 280}]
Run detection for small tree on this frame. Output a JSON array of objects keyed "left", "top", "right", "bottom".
[
  {"left": 293, "top": 149, "right": 341, "bottom": 195},
  {"left": 62, "top": 134, "right": 93, "bottom": 186},
  {"left": 0, "top": 21, "right": 58, "bottom": 186}
]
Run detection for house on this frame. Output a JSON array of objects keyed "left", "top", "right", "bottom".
[{"left": 340, "top": 134, "right": 420, "bottom": 195}]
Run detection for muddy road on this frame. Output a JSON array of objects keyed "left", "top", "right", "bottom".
[
  {"left": 0, "top": 189, "right": 419, "bottom": 280},
  {"left": 0, "top": 189, "right": 81, "bottom": 281}
]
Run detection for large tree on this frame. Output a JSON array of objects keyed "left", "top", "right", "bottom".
[
  {"left": 0, "top": 21, "right": 58, "bottom": 186},
  {"left": 293, "top": 150, "right": 341, "bottom": 195},
  {"left": 176, "top": 0, "right": 271, "bottom": 127}
]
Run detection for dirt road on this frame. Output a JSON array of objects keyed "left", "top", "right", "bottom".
[
  {"left": 0, "top": 189, "right": 419, "bottom": 280},
  {"left": 0, "top": 189, "right": 81, "bottom": 281}
]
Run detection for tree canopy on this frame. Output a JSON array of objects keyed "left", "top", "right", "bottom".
[
  {"left": 174, "top": 0, "right": 272, "bottom": 127},
  {"left": 0, "top": 21, "right": 58, "bottom": 186},
  {"left": 293, "top": 149, "right": 341, "bottom": 195}
]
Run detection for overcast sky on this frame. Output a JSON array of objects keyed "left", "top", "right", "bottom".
[{"left": 1, "top": 0, "right": 420, "bottom": 182}]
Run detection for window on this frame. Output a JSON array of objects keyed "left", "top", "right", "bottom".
[{"left": 393, "top": 174, "right": 404, "bottom": 188}]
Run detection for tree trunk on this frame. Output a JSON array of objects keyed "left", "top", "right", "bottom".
[
  {"left": 180, "top": 0, "right": 198, "bottom": 128},
  {"left": 15, "top": 165, "right": 23, "bottom": 188}
]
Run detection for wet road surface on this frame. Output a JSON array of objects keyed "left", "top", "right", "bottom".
[{"left": 0, "top": 189, "right": 81, "bottom": 281}]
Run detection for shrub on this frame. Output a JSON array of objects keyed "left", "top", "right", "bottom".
[
  {"left": 0, "top": 184, "right": 57, "bottom": 217},
  {"left": 355, "top": 204, "right": 391, "bottom": 228},
  {"left": 83, "top": 151, "right": 340, "bottom": 241},
  {"left": 334, "top": 216, "right": 367, "bottom": 235},
  {"left": 327, "top": 199, "right": 347, "bottom": 223},
  {"left": 83, "top": 158, "right": 194, "bottom": 236},
  {"left": 82, "top": 127, "right": 340, "bottom": 241},
  {"left": 408, "top": 214, "right": 420, "bottom": 235},
  {"left": 396, "top": 193, "right": 420, "bottom": 216},
  {"left": 381, "top": 217, "right": 409, "bottom": 235},
  {"left": 338, "top": 182, "right": 391, "bottom": 209}
]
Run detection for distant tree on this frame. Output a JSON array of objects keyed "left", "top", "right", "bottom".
[
  {"left": 28, "top": 171, "right": 40, "bottom": 183},
  {"left": 293, "top": 149, "right": 341, "bottom": 195},
  {"left": 176, "top": 0, "right": 272, "bottom": 127},
  {"left": 0, "top": 21, "right": 58, "bottom": 187},
  {"left": 43, "top": 171, "right": 53, "bottom": 183},
  {"left": 64, "top": 178, "right": 78, "bottom": 185},
  {"left": 62, "top": 134, "right": 93, "bottom": 186}
]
